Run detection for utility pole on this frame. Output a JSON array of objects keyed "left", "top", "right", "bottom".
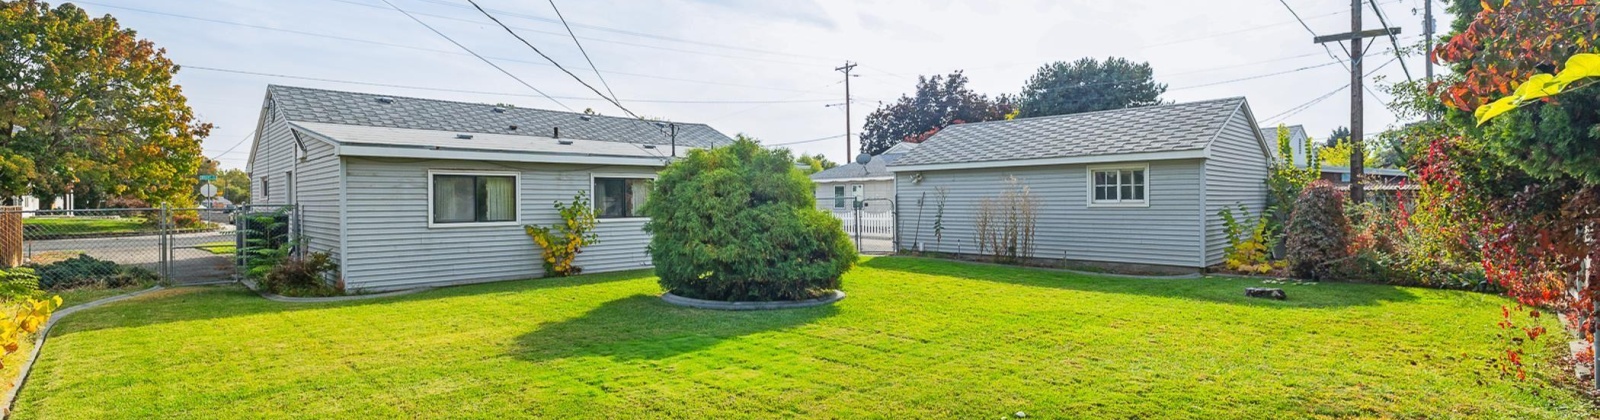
[
  {"left": 1423, "top": 0, "right": 1433, "bottom": 85},
  {"left": 836, "top": 61, "right": 858, "bottom": 163},
  {"left": 1314, "top": 2, "right": 1400, "bottom": 204}
]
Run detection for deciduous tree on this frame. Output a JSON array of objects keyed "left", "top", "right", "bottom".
[
  {"left": 0, "top": 0, "right": 210, "bottom": 207},
  {"left": 858, "top": 71, "right": 1012, "bottom": 156},
  {"left": 794, "top": 153, "right": 837, "bottom": 175}
]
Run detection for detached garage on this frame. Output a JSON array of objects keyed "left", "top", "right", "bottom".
[{"left": 888, "top": 97, "right": 1273, "bottom": 273}]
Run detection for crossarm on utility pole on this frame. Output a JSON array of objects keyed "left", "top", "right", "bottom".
[{"left": 1312, "top": 27, "right": 1401, "bottom": 44}]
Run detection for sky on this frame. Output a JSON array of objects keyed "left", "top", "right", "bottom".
[{"left": 69, "top": 0, "right": 1446, "bottom": 170}]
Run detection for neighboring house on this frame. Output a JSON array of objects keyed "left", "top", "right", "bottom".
[
  {"left": 247, "top": 85, "right": 735, "bottom": 291},
  {"left": 810, "top": 142, "right": 916, "bottom": 212},
  {"left": 1259, "top": 124, "right": 1410, "bottom": 187},
  {"left": 1258, "top": 124, "right": 1312, "bottom": 166},
  {"left": 889, "top": 97, "right": 1271, "bottom": 273},
  {"left": 1320, "top": 165, "right": 1408, "bottom": 185},
  {"left": 5, "top": 194, "right": 71, "bottom": 217}
]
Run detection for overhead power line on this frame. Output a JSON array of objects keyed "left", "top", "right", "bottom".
[
  {"left": 404, "top": 0, "right": 841, "bottom": 63},
  {"left": 765, "top": 134, "right": 846, "bottom": 147},
  {"left": 1367, "top": 0, "right": 1415, "bottom": 83},
  {"left": 323, "top": 0, "right": 825, "bottom": 68},
  {"left": 465, "top": 0, "right": 635, "bottom": 117},
  {"left": 1169, "top": 61, "right": 1342, "bottom": 91},
  {"left": 73, "top": 1, "right": 834, "bottom": 95},
  {"left": 546, "top": 0, "right": 619, "bottom": 102},
  {"left": 181, "top": 65, "right": 838, "bottom": 104},
  {"left": 1261, "top": 55, "right": 1399, "bottom": 124},
  {"left": 380, "top": 0, "right": 574, "bottom": 111},
  {"left": 209, "top": 129, "right": 257, "bottom": 161}
]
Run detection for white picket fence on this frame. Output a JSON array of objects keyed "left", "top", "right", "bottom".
[{"left": 832, "top": 211, "right": 894, "bottom": 239}]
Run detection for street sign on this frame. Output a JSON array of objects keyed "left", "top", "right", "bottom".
[
  {"left": 199, "top": 183, "right": 219, "bottom": 198},
  {"left": 199, "top": 174, "right": 217, "bottom": 181}
]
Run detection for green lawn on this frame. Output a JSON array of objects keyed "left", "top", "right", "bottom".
[
  {"left": 1, "top": 283, "right": 159, "bottom": 397},
  {"left": 14, "top": 257, "right": 1594, "bottom": 418},
  {"left": 22, "top": 217, "right": 149, "bottom": 236},
  {"left": 193, "top": 241, "right": 236, "bottom": 255}
]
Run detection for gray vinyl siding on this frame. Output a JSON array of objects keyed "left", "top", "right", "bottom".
[
  {"left": 247, "top": 102, "right": 342, "bottom": 259},
  {"left": 895, "top": 159, "right": 1206, "bottom": 268},
  {"left": 248, "top": 105, "right": 296, "bottom": 206},
  {"left": 295, "top": 139, "right": 341, "bottom": 256},
  {"left": 1203, "top": 109, "right": 1272, "bottom": 266},
  {"left": 814, "top": 179, "right": 893, "bottom": 212},
  {"left": 340, "top": 158, "right": 656, "bottom": 291}
]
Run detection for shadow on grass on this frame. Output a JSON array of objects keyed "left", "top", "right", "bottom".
[
  {"left": 510, "top": 294, "right": 837, "bottom": 362},
  {"left": 860, "top": 256, "right": 1421, "bottom": 309},
  {"left": 51, "top": 269, "right": 655, "bottom": 337}
]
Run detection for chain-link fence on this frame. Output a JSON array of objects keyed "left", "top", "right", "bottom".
[
  {"left": 0, "top": 204, "right": 299, "bottom": 290},
  {"left": 815, "top": 196, "right": 897, "bottom": 254}
]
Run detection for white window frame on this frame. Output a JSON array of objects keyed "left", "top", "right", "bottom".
[
  {"left": 590, "top": 173, "right": 657, "bottom": 222},
  {"left": 426, "top": 169, "right": 522, "bottom": 228},
  {"left": 832, "top": 185, "right": 846, "bottom": 208},
  {"left": 1085, "top": 163, "right": 1150, "bottom": 208}
]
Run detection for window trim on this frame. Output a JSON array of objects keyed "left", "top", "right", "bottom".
[
  {"left": 1085, "top": 163, "right": 1151, "bottom": 208},
  {"left": 426, "top": 169, "right": 522, "bottom": 228},
  {"left": 590, "top": 173, "right": 657, "bottom": 222},
  {"left": 832, "top": 185, "right": 846, "bottom": 208}
]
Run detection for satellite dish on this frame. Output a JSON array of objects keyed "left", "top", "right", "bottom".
[{"left": 855, "top": 154, "right": 872, "bottom": 165}]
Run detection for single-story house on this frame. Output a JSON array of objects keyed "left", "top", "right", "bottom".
[
  {"left": 809, "top": 142, "right": 916, "bottom": 212},
  {"left": 1258, "top": 124, "right": 1411, "bottom": 186},
  {"left": 888, "top": 97, "right": 1271, "bottom": 273},
  {"left": 247, "top": 85, "right": 735, "bottom": 291}
]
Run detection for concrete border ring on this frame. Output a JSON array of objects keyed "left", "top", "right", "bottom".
[{"left": 661, "top": 290, "right": 846, "bottom": 310}]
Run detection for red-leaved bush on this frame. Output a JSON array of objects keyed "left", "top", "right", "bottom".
[{"left": 1285, "top": 180, "right": 1350, "bottom": 280}]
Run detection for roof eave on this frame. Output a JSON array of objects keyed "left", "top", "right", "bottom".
[
  {"left": 811, "top": 176, "right": 895, "bottom": 183},
  {"left": 336, "top": 144, "right": 670, "bottom": 167},
  {"left": 891, "top": 149, "right": 1208, "bottom": 172}
]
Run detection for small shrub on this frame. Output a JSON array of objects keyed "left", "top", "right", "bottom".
[
  {"left": 32, "top": 255, "right": 121, "bottom": 289},
  {"left": 1285, "top": 180, "right": 1351, "bottom": 280},
  {"left": 102, "top": 196, "right": 149, "bottom": 209},
  {"left": 169, "top": 211, "right": 202, "bottom": 229},
  {"left": 643, "top": 137, "right": 856, "bottom": 302},
  {"left": 1219, "top": 204, "right": 1274, "bottom": 273},
  {"left": 260, "top": 252, "right": 340, "bottom": 297},
  {"left": 524, "top": 191, "right": 599, "bottom": 277},
  {"left": 26, "top": 255, "right": 157, "bottom": 290},
  {"left": 241, "top": 208, "right": 293, "bottom": 279},
  {"left": 0, "top": 268, "right": 41, "bottom": 301}
]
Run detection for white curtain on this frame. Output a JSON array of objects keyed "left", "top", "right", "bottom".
[
  {"left": 433, "top": 176, "right": 475, "bottom": 223},
  {"left": 483, "top": 176, "right": 516, "bottom": 221},
  {"left": 628, "top": 179, "right": 651, "bottom": 217}
]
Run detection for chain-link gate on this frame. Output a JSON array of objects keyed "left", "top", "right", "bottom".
[
  {"left": 0, "top": 204, "right": 298, "bottom": 288},
  {"left": 815, "top": 196, "right": 897, "bottom": 254}
]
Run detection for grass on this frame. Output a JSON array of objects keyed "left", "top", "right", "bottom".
[
  {"left": 193, "top": 241, "right": 236, "bottom": 255},
  {"left": 22, "top": 217, "right": 149, "bottom": 236},
  {"left": 13, "top": 257, "right": 1596, "bottom": 418},
  {"left": 0, "top": 282, "right": 159, "bottom": 398}
]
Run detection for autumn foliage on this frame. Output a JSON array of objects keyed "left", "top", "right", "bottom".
[
  {"left": 524, "top": 192, "right": 599, "bottom": 278},
  {"left": 1421, "top": 0, "right": 1600, "bottom": 379}
]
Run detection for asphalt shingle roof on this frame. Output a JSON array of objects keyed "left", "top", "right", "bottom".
[
  {"left": 810, "top": 153, "right": 902, "bottom": 181},
  {"left": 890, "top": 97, "right": 1247, "bottom": 167},
  {"left": 267, "top": 85, "right": 736, "bottom": 148}
]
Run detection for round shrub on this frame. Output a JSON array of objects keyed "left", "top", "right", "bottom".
[
  {"left": 1285, "top": 180, "right": 1351, "bottom": 280},
  {"left": 642, "top": 137, "right": 857, "bottom": 301}
]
